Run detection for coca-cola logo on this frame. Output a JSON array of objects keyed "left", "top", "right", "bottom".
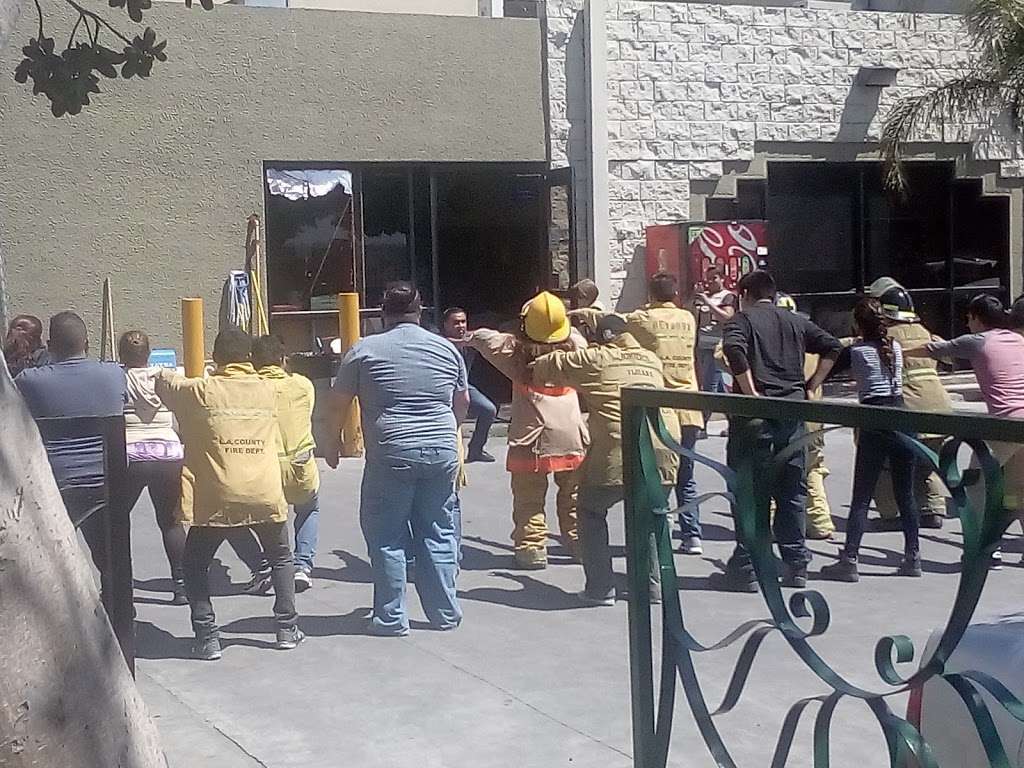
[{"left": 690, "top": 221, "right": 766, "bottom": 288}]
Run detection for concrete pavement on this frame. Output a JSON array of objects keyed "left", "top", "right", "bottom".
[{"left": 129, "top": 429, "right": 1024, "bottom": 768}]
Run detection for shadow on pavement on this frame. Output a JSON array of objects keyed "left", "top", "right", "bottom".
[
  {"left": 136, "top": 620, "right": 193, "bottom": 660},
  {"left": 221, "top": 608, "right": 375, "bottom": 637},
  {"left": 458, "top": 572, "right": 579, "bottom": 611},
  {"left": 312, "top": 549, "right": 373, "bottom": 584}
]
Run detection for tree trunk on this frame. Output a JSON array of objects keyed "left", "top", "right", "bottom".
[{"left": 0, "top": 358, "right": 166, "bottom": 767}]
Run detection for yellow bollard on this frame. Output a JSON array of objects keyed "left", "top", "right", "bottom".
[
  {"left": 181, "top": 298, "right": 205, "bottom": 377},
  {"left": 337, "top": 292, "right": 363, "bottom": 457}
]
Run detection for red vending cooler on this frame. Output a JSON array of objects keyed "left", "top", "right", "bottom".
[{"left": 645, "top": 220, "right": 768, "bottom": 301}]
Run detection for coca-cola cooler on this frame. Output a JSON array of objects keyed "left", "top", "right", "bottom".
[{"left": 645, "top": 220, "right": 769, "bottom": 300}]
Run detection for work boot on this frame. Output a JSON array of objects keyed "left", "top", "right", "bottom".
[
  {"left": 820, "top": 554, "right": 859, "bottom": 583},
  {"left": 171, "top": 577, "right": 188, "bottom": 606},
  {"left": 192, "top": 634, "right": 222, "bottom": 661},
  {"left": 780, "top": 563, "right": 808, "bottom": 589},
  {"left": 897, "top": 552, "right": 922, "bottom": 578},
  {"left": 513, "top": 549, "right": 548, "bottom": 570},
  {"left": 920, "top": 514, "right": 944, "bottom": 530},
  {"left": 276, "top": 626, "right": 305, "bottom": 650},
  {"left": 708, "top": 569, "right": 757, "bottom": 593}
]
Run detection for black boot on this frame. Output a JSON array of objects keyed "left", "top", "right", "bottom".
[
  {"left": 781, "top": 562, "right": 808, "bottom": 588},
  {"left": 897, "top": 552, "right": 922, "bottom": 577},
  {"left": 820, "top": 552, "right": 859, "bottom": 583}
]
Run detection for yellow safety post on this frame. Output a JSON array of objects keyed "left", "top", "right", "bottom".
[
  {"left": 338, "top": 292, "right": 363, "bottom": 457},
  {"left": 181, "top": 298, "right": 205, "bottom": 377}
]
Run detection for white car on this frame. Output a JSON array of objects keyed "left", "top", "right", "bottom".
[{"left": 910, "top": 612, "right": 1024, "bottom": 767}]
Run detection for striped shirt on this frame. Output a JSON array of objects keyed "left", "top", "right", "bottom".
[{"left": 851, "top": 340, "right": 903, "bottom": 402}]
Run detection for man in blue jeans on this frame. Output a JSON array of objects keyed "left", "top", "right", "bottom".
[
  {"left": 325, "top": 283, "right": 469, "bottom": 636},
  {"left": 441, "top": 307, "right": 496, "bottom": 463}
]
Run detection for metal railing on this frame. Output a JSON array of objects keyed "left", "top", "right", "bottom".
[
  {"left": 35, "top": 415, "right": 135, "bottom": 674},
  {"left": 621, "top": 388, "right": 1024, "bottom": 768}
]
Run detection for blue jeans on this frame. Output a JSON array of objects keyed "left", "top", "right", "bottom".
[
  {"left": 360, "top": 447, "right": 461, "bottom": 634},
  {"left": 675, "top": 426, "right": 701, "bottom": 538},
  {"left": 845, "top": 429, "right": 919, "bottom": 559},
  {"left": 697, "top": 346, "right": 730, "bottom": 424},
  {"left": 467, "top": 385, "right": 497, "bottom": 457},
  {"left": 294, "top": 490, "right": 320, "bottom": 574}
]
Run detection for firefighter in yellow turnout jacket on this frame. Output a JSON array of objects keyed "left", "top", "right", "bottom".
[
  {"left": 571, "top": 272, "right": 705, "bottom": 553},
  {"left": 532, "top": 314, "right": 680, "bottom": 606},
  {"left": 252, "top": 335, "right": 322, "bottom": 592},
  {"left": 869, "top": 278, "right": 951, "bottom": 529}
]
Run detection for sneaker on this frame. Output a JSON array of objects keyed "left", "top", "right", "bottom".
[
  {"left": 276, "top": 626, "right": 305, "bottom": 650},
  {"left": 369, "top": 621, "right": 410, "bottom": 638},
  {"left": 806, "top": 528, "right": 835, "bottom": 541},
  {"left": 578, "top": 590, "right": 616, "bottom": 607},
  {"left": 897, "top": 553, "right": 923, "bottom": 577},
  {"left": 171, "top": 579, "right": 188, "bottom": 606},
  {"left": 679, "top": 536, "right": 703, "bottom": 555},
  {"left": 920, "top": 514, "right": 945, "bottom": 530},
  {"left": 467, "top": 450, "right": 496, "bottom": 464},
  {"left": 294, "top": 570, "right": 312, "bottom": 593},
  {"left": 513, "top": 549, "right": 548, "bottom": 570},
  {"left": 990, "top": 550, "right": 1003, "bottom": 570},
  {"left": 820, "top": 556, "right": 859, "bottom": 583},
  {"left": 243, "top": 570, "right": 272, "bottom": 595},
  {"left": 708, "top": 569, "right": 758, "bottom": 593},
  {"left": 192, "top": 634, "right": 222, "bottom": 661},
  {"left": 781, "top": 563, "right": 808, "bottom": 588}
]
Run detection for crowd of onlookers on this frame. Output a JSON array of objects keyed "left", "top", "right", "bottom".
[{"left": 5, "top": 269, "right": 1024, "bottom": 659}]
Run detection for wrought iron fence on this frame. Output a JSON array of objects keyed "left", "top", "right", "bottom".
[{"left": 621, "top": 388, "right": 1024, "bottom": 768}]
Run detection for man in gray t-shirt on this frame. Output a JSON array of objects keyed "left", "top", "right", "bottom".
[{"left": 326, "top": 283, "right": 469, "bottom": 636}]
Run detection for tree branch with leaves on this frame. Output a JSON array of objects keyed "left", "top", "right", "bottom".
[
  {"left": 881, "top": 0, "right": 1024, "bottom": 191},
  {"left": 12, "top": 0, "right": 211, "bottom": 116}
]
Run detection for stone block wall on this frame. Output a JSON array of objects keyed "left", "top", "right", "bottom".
[{"left": 545, "top": 0, "right": 1023, "bottom": 302}]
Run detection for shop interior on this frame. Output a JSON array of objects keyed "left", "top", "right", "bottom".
[
  {"left": 707, "top": 161, "right": 1010, "bottom": 339},
  {"left": 263, "top": 162, "right": 562, "bottom": 401}
]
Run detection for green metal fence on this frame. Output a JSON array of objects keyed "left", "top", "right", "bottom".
[{"left": 621, "top": 387, "right": 1024, "bottom": 768}]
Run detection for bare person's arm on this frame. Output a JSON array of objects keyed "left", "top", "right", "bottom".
[
  {"left": 733, "top": 370, "right": 759, "bottom": 397},
  {"left": 323, "top": 390, "right": 354, "bottom": 469},
  {"left": 453, "top": 388, "right": 470, "bottom": 424}
]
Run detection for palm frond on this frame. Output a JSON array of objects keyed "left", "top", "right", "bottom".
[
  {"left": 965, "top": 0, "right": 1024, "bottom": 62},
  {"left": 881, "top": 75, "right": 1006, "bottom": 192}
]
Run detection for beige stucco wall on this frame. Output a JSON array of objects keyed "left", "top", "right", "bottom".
[
  {"left": 286, "top": 0, "right": 478, "bottom": 14},
  {"left": 0, "top": 4, "right": 544, "bottom": 353}
]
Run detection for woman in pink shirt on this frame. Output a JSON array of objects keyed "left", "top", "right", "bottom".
[
  {"left": 909, "top": 295, "right": 1024, "bottom": 419},
  {"left": 909, "top": 294, "right": 1024, "bottom": 567}
]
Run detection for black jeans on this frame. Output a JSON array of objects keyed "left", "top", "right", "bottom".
[
  {"left": 125, "top": 460, "right": 186, "bottom": 583},
  {"left": 183, "top": 523, "right": 297, "bottom": 638},
  {"left": 61, "top": 485, "right": 113, "bottom": 597},
  {"left": 726, "top": 419, "right": 810, "bottom": 573},
  {"left": 845, "top": 428, "right": 919, "bottom": 559}
]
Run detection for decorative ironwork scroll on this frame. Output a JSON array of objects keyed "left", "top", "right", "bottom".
[{"left": 621, "top": 388, "right": 1024, "bottom": 768}]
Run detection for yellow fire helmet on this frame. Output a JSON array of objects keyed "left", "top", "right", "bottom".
[{"left": 522, "top": 291, "right": 571, "bottom": 344}]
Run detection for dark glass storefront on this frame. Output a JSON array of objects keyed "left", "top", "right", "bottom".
[{"left": 707, "top": 161, "right": 1010, "bottom": 339}]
